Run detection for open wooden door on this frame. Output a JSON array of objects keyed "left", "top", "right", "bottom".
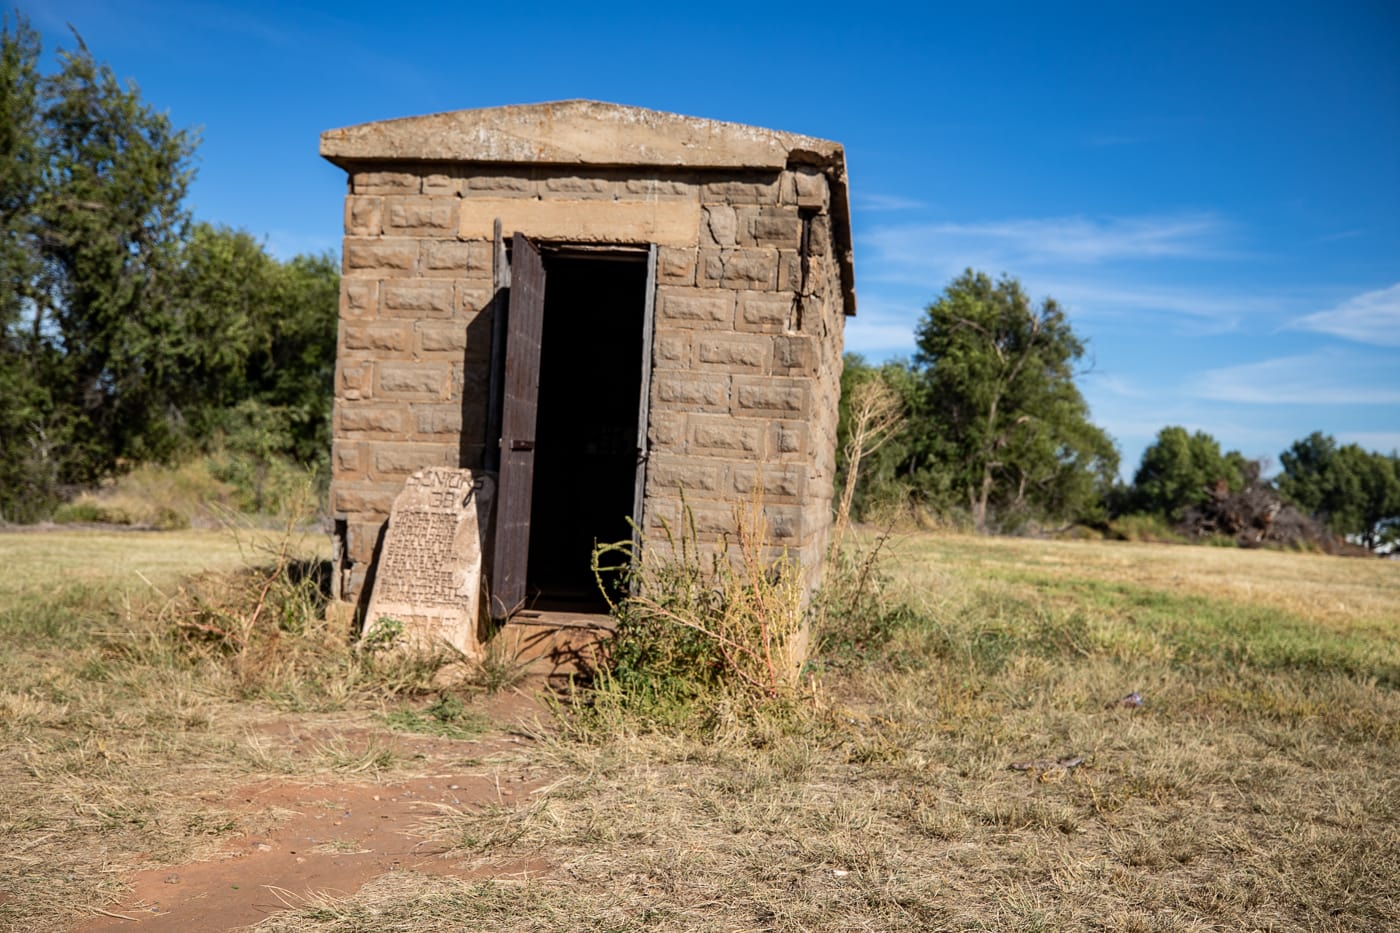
[{"left": 490, "top": 233, "right": 545, "bottom": 620}]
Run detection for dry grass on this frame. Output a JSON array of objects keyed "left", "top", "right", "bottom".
[
  {"left": 1, "top": 528, "right": 1397, "bottom": 931},
  {"left": 257, "top": 532, "right": 1398, "bottom": 931}
]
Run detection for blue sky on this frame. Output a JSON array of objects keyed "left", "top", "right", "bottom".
[{"left": 23, "top": 0, "right": 1400, "bottom": 477}]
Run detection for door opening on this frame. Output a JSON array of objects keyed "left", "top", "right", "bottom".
[{"left": 522, "top": 251, "right": 649, "bottom": 612}]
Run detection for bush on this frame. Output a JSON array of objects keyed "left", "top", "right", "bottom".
[
  {"left": 1108, "top": 513, "right": 1188, "bottom": 544},
  {"left": 586, "top": 498, "right": 809, "bottom": 728}
]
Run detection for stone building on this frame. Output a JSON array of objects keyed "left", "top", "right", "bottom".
[{"left": 320, "top": 101, "right": 854, "bottom": 632}]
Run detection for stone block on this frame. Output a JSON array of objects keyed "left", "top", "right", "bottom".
[
  {"left": 344, "top": 238, "right": 418, "bottom": 275},
  {"left": 416, "top": 321, "right": 467, "bottom": 353},
  {"left": 686, "top": 502, "right": 742, "bottom": 538},
  {"left": 372, "top": 442, "right": 459, "bottom": 477},
  {"left": 654, "top": 372, "right": 730, "bottom": 411},
  {"left": 463, "top": 173, "right": 533, "bottom": 194},
  {"left": 657, "top": 287, "right": 734, "bottom": 329},
  {"left": 771, "top": 335, "right": 816, "bottom": 374},
  {"left": 386, "top": 198, "right": 457, "bottom": 233},
  {"left": 653, "top": 333, "right": 692, "bottom": 369},
  {"left": 656, "top": 247, "right": 696, "bottom": 286},
  {"left": 742, "top": 207, "right": 802, "bottom": 248},
  {"left": 770, "top": 422, "right": 808, "bottom": 458},
  {"left": 423, "top": 173, "right": 460, "bottom": 196},
  {"left": 733, "top": 376, "right": 808, "bottom": 417},
  {"left": 342, "top": 322, "right": 409, "bottom": 352},
  {"left": 700, "top": 249, "right": 778, "bottom": 290},
  {"left": 423, "top": 239, "right": 490, "bottom": 273},
  {"left": 339, "top": 405, "right": 406, "bottom": 434},
  {"left": 337, "top": 361, "right": 373, "bottom": 400},
  {"left": 378, "top": 362, "right": 451, "bottom": 398},
  {"left": 542, "top": 175, "right": 614, "bottom": 198},
  {"left": 762, "top": 504, "right": 803, "bottom": 542},
  {"left": 646, "top": 456, "right": 722, "bottom": 494},
  {"left": 806, "top": 214, "right": 831, "bottom": 256},
  {"left": 346, "top": 196, "right": 382, "bottom": 236},
  {"left": 689, "top": 415, "right": 764, "bottom": 454},
  {"left": 332, "top": 484, "right": 397, "bottom": 517},
  {"left": 646, "top": 411, "right": 686, "bottom": 450},
  {"left": 623, "top": 176, "right": 699, "bottom": 200},
  {"left": 361, "top": 467, "right": 494, "bottom": 660},
  {"left": 701, "top": 175, "right": 780, "bottom": 204},
  {"left": 731, "top": 464, "right": 806, "bottom": 499},
  {"left": 346, "top": 520, "right": 385, "bottom": 564},
  {"left": 460, "top": 286, "right": 494, "bottom": 315},
  {"left": 792, "top": 167, "right": 829, "bottom": 209},
  {"left": 341, "top": 280, "right": 378, "bottom": 319},
  {"left": 414, "top": 404, "right": 463, "bottom": 435},
  {"left": 695, "top": 335, "right": 768, "bottom": 372},
  {"left": 333, "top": 441, "right": 366, "bottom": 478},
  {"left": 353, "top": 170, "right": 419, "bottom": 195},
  {"left": 458, "top": 198, "right": 701, "bottom": 246},
  {"left": 778, "top": 250, "right": 803, "bottom": 293},
  {"left": 736, "top": 291, "right": 794, "bottom": 333},
  {"left": 702, "top": 205, "right": 737, "bottom": 247},
  {"left": 381, "top": 280, "right": 456, "bottom": 318}
]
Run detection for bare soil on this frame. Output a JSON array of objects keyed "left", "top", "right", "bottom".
[{"left": 73, "top": 690, "right": 554, "bottom": 932}]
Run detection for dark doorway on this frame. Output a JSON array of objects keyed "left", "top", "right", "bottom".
[{"left": 524, "top": 252, "right": 648, "bottom": 611}]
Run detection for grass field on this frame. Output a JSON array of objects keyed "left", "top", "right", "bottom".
[{"left": 1, "top": 527, "right": 1396, "bottom": 931}]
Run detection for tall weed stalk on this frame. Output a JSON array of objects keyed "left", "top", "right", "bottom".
[{"left": 592, "top": 494, "right": 807, "bottom": 715}]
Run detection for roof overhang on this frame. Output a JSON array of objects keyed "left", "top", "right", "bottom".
[{"left": 321, "top": 101, "right": 855, "bottom": 315}]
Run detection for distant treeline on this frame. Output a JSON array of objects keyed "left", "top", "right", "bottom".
[{"left": 836, "top": 271, "right": 1400, "bottom": 553}]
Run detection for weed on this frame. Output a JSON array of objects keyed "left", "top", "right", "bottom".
[
  {"left": 3, "top": 526, "right": 1398, "bottom": 931},
  {"left": 588, "top": 495, "right": 808, "bottom": 724},
  {"left": 384, "top": 694, "right": 489, "bottom": 739}
]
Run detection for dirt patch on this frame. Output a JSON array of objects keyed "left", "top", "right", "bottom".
[{"left": 73, "top": 694, "right": 556, "bottom": 931}]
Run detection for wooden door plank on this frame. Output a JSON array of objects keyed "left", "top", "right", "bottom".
[{"left": 490, "top": 233, "right": 546, "bottom": 620}]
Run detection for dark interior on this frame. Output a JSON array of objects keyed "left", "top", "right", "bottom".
[{"left": 526, "top": 253, "right": 647, "bottom": 611}]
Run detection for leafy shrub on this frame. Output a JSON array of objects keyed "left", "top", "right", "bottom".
[{"left": 588, "top": 498, "right": 808, "bottom": 725}]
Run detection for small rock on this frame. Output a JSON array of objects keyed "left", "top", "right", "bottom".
[{"left": 1106, "top": 691, "right": 1143, "bottom": 709}]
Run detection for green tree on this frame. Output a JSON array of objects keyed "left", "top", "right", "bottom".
[
  {"left": 0, "top": 20, "right": 339, "bottom": 521},
  {"left": 165, "top": 223, "right": 339, "bottom": 464},
  {"left": 1278, "top": 432, "right": 1400, "bottom": 550},
  {"left": 33, "top": 30, "right": 197, "bottom": 478},
  {"left": 0, "top": 13, "right": 54, "bottom": 519},
  {"left": 911, "top": 270, "right": 1117, "bottom": 532},
  {"left": 1131, "top": 426, "right": 1245, "bottom": 520}
]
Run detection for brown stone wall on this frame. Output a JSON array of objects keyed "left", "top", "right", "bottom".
[{"left": 331, "top": 161, "right": 845, "bottom": 601}]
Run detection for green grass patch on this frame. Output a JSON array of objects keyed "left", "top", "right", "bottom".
[{"left": 383, "top": 695, "right": 490, "bottom": 739}]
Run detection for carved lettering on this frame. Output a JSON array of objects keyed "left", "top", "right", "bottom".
[{"left": 362, "top": 467, "right": 496, "bottom": 659}]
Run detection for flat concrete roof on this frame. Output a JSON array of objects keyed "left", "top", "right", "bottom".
[
  {"left": 321, "top": 101, "right": 855, "bottom": 315},
  {"left": 320, "top": 100, "right": 842, "bottom": 171}
]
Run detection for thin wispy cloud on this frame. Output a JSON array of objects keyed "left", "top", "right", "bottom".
[
  {"left": 1341, "top": 431, "right": 1400, "bottom": 453},
  {"left": 862, "top": 212, "right": 1229, "bottom": 272},
  {"left": 1291, "top": 283, "right": 1400, "bottom": 348},
  {"left": 857, "top": 193, "right": 927, "bottom": 212},
  {"left": 1192, "top": 350, "right": 1400, "bottom": 405}
]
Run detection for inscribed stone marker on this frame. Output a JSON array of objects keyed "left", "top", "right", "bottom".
[{"left": 362, "top": 467, "right": 494, "bottom": 659}]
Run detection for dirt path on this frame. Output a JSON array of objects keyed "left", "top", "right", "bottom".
[{"left": 73, "top": 694, "right": 556, "bottom": 931}]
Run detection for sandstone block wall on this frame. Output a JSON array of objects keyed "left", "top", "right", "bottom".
[{"left": 331, "top": 160, "right": 846, "bottom": 602}]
